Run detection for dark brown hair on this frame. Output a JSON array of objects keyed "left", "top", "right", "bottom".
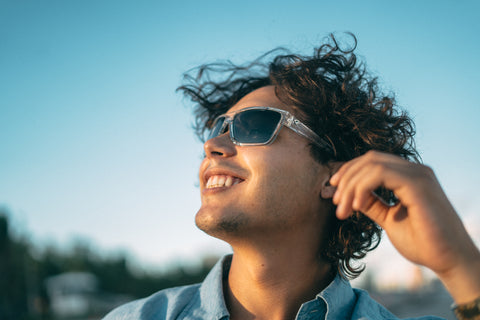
[{"left": 178, "top": 33, "right": 419, "bottom": 278}]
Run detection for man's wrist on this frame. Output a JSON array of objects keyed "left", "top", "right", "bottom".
[{"left": 435, "top": 246, "right": 480, "bottom": 305}]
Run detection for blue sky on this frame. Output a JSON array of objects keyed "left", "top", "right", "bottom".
[{"left": 1, "top": 0, "right": 479, "bottom": 283}]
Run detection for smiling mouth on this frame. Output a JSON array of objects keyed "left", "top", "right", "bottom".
[{"left": 206, "top": 175, "right": 243, "bottom": 189}]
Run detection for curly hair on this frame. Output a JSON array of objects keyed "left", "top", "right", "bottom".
[{"left": 177, "top": 33, "right": 419, "bottom": 279}]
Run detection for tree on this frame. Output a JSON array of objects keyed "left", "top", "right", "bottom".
[{"left": 0, "top": 210, "right": 33, "bottom": 320}]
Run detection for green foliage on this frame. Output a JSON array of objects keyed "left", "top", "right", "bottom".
[
  {"left": 0, "top": 209, "right": 217, "bottom": 319},
  {"left": 0, "top": 211, "right": 37, "bottom": 319}
]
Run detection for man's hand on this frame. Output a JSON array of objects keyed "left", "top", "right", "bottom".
[{"left": 329, "top": 150, "right": 480, "bottom": 304}]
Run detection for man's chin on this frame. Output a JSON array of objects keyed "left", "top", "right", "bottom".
[{"left": 195, "top": 209, "right": 248, "bottom": 238}]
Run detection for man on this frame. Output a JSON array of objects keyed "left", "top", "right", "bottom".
[{"left": 104, "top": 34, "right": 480, "bottom": 319}]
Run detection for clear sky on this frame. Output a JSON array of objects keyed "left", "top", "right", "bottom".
[{"left": 1, "top": 0, "right": 479, "bottom": 285}]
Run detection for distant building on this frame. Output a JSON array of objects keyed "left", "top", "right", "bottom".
[{"left": 45, "top": 272, "right": 131, "bottom": 319}]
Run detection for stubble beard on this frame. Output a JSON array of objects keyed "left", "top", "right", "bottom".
[{"left": 195, "top": 207, "right": 250, "bottom": 239}]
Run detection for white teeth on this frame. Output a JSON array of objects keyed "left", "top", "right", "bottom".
[
  {"left": 206, "top": 175, "right": 241, "bottom": 189},
  {"left": 211, "top": 175, "right": 218, "bottom": 186},
  {"left": 217, "top": 176, "right": 226, "bottom": 186},
  {"left": 225, "top": 176, "right": 233, "bottom": 187}
]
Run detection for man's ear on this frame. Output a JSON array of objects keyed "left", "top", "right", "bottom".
[
  {"left": 320, "top": 181, "right": 336, "bottom": 199},
  {"left": 320, "top": 162, "right": 344, "bottom": 199}
]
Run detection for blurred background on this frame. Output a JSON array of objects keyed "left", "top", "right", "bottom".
[{"left": 1, "top": 0, "right": 479, "bottom": 319}]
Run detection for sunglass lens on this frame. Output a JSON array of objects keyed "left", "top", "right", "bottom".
[
  {"left": 208, "top": 116, "right": 226, "bottom": 140},
  {"left": 233, "top": 110, "right": 281, "bottom": 143}
]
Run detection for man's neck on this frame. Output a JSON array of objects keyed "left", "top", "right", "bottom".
[{"left": 224, "top": 246, "right": 334, "bottom": 320}]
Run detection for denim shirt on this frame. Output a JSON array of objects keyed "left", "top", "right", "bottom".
[{"left": 103, "top": 255, "right": 444, "bottom": 320}]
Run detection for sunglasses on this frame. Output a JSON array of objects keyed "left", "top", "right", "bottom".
[{"left": 207, "top": 106, "right": 334, "bottom": 153}]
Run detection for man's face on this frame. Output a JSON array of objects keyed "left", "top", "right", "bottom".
[{"left": 196, "top": 86, "right": 332, "bottom": 244}]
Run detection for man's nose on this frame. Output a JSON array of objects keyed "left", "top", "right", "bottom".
[{"left": 203, "top": 132, "right": 236, "bottom": 158}]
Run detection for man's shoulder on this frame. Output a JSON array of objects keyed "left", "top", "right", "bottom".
[
  {"left": 102, "top": 255, "right": 231, "bottom": 320},
  {"left": 102, "top": 283, "right": 201, "bottom": 320},
  {"left": 351, "top": 287, "right": 445, "bottom": 320}
]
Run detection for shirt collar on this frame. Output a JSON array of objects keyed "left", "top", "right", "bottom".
[
  {"left": 199, "top": 255, "right": 357, "bottom": 320},
  {"left": 317, "top": 273, "right": 357, "bottom": 319},
  {"left": 198, "top": 255, "right": 231, "bottom": 319}
]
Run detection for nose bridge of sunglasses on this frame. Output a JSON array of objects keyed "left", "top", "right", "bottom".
[
  {"left": 213, "top": 117, "right": 231, "bottom": 138},
  {"left": 220, "top": 117, "right": 231, "bottom": 135}
]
